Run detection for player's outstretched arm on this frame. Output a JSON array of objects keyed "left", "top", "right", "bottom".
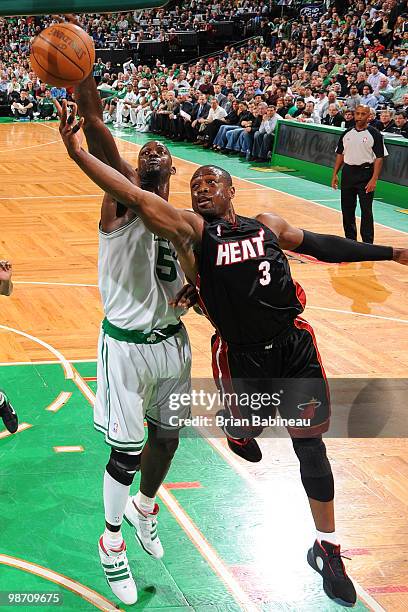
[
  {"left": 54, "top": 15, "right": 133, "bottom": 179},
  {"left": 59, "top": 103, "right": 202, "bottom": 274},
  {"left": 257, "top": 213, "right": 408, "bottom": 265}
]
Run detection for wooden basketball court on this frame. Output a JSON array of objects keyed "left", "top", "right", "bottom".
[{"left": 0, "top": 121, "right": 407, "bottom": 611}]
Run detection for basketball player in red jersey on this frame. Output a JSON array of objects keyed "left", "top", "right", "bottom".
[{"left": 59, "top": 107, "right": 408, "bottom": 607}]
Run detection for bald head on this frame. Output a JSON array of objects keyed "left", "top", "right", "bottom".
[{"left": 191, "top": 165, "right": 232, "bottom": 186}]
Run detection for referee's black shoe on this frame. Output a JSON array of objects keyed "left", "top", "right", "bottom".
[
  {"left": 307, "top": 539, "right": 357, "bottom": 607},
  {"left": 0, "top": 391, "right": 18, "bottom": 434}
]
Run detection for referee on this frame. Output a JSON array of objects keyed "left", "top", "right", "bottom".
[{"left": 332, "top": 105, "right": 388, "bottom": 243}]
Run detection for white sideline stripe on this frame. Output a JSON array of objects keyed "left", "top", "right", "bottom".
[
  {"left": 46, "top": 391, "right": 72, "bottom": 412},
  {"left": 0, "top": 422, "right": 32, "bottom": 439},
  {"left": 0, "top": 324, "right": 74, "bottom": 380},
  {"left": 14, "top": 281, "right": 98, "bottom": 288},
  {"left": 240, "top": 175, "right": 298, "bottom": 179},
  {"left": 114, "top": 134, "right": 408, "bottom": 236},
  {"left": 0, "top": 139, "right": 60, "bottom": 153},
  {"left": 54, "top": 445, "right": 84, "bottom": 452},
  {"left": 160, "top": 486, "right": 258, "bottom": 612},
  {"left": 0, "top": 359, "right": 97, "bottom": 366},
  {"left": 306, "top": 305, "right": 408, "bottom": 325},
  {"left": 32, "top": 123, "right": 407, "bottom": 235},
  {"left": 0, "top": 554, "right": 121, "bottom": 612}
]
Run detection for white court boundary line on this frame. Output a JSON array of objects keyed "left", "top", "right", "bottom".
[
  {"left": 14, "top": 281, "right": 98, "bottom": 288},
  {"left": 112, "top": 130, "right": 408, "bottom": 237},
  {"left": 0, "top": 554, "right": 121, "bottom": 612},
  {"left": 0, "top": 324, "right": 74, "bottom": 379},
  {"left": 0, "top": 324, "right": 258, "bottom": 610},
  {"left": 37, "top": 123, "right": 407, "bottom": 235},
  {"left": 0, "top": 139, "right": 60, "bottom": 154}
]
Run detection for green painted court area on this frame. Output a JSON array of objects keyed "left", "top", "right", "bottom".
[{"left": 0, "top": 363, "right": 371, "bottom": 611}]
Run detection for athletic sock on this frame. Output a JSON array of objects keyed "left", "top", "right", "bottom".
[
  {"left": 103, "top": 528, "right": 123, "bottom": 552},
  {"left": 103, "top": 470, "right": 130, "bottom": 529},
  {"left": 134, "top": 490, "right": 155, "bottom": 515},
  {"left": 316, "top": 529, "right": 338, "bottom": 545}
]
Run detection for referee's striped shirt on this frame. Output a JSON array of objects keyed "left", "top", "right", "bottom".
[{"left": 336, "top": 126, "right": 388, "bottom": 165}]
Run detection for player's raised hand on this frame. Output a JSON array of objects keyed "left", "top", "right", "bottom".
[
  {"left": 392, "top": 248, "right": 408, "bottom": 266},
  {"left": 0, "top": 261, "right": 12, "bottom": 281},
  {"left": 59, "top": 100, "right": 84, "bottom": 158},
  {"left": 169, "top": 284, "right": 198, "bottom": 309}
]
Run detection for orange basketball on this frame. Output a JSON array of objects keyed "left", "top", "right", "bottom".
[{"left": 30, "top": 23, "right": 95, "bottom": 87}]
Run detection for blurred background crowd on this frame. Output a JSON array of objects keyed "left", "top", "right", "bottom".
[{"left": 0, "top": 0, "right": 407, "bottom": 162}]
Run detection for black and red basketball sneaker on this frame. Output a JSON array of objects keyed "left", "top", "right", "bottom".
[
  {"left": 307, "top": 539, "right": 357, "bottom": 607},
  {"left": 216, "top": 409, "right": 262, "bottom": 462},
  {"left": 226, "top": 436, "right": 262, "bottom": 463},
  {"left": 0, "top": 391, "right": 18, "bottom": 434}
]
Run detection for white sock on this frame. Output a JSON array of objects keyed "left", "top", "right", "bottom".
[
  {"left": 103, "top": 527, "right": 123, "bottom": 552},
  {"left": 134, "top": 490, "right": 155, "bottom": 515},
  {"left": 316, "top": 529, "right": 338, "bottom": 545},
  {"left": 103, "top": 470, "right": 130, "bottom": 530},
  {"left": 0, "top": 392, "right": 5, "bottom": 405}
]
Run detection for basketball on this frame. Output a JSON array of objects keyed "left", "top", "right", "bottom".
[{"left": 30, "top": 23, "right": 95, "bottom": 87}]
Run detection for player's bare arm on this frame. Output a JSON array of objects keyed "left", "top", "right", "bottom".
[
  {"left": 0, "top": 260, "right": 13, "bottom": 296},
  {"left": 54, "top": 15, "right": 136, "bottom": 184},
  {"left": 257, "top": 212, "right": 408, "bottom": 265},
  {"left": 59, "top": 102, "right": 202, "bottom": 279}
]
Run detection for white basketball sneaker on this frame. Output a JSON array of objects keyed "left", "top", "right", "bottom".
[
  {"left": 124, "top": 497, "right": 164, "bottom": 559},
  {"left": 98, "top": 536, "right": 137, "bottom": 605}
]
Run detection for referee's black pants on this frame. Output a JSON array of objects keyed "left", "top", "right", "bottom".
[{"left": 340, "top": 163, "right": 375, "bottom": 244}]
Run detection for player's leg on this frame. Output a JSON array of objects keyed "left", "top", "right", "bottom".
[
  {"left": 0, "top": 390, "right": 18, "bottom": 434},
  {"left": 95, "top": 331, "right": 145, "bottom": 604},
  {"left": 98, "top": 448, "right": 140, "bottom": 604},
  {"left": 125, "top": 327, "right": 191, "bottom": 558},
  {"left": 286, "top": 320, "right": 356, "bottom": 606},
  {"left": 211, "top": 333, "right": 262, "bottom": 462}
]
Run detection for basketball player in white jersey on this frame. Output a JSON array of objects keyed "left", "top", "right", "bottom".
[{"left": 72, "top": 71, "right": 191, "bottom": 605}]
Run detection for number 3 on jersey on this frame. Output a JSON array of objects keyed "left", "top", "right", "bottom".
[
  {"left": 156, "top": 241, "right": 177, "bottom": 282},
  {"left": 259, "top": 261, "right": 271, "bottom": 286}
]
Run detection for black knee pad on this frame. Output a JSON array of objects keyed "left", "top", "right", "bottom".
[
  {"left": 106, "top": 449, "right": 141, "bottom": 486},
  {"left": 292, "top": 437, "right": 334, "bottom": 502}
]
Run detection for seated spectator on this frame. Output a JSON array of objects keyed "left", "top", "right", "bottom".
[
  {"left": 11, "top": 89, "right": 33, "bottom": 120},
  {"left": 360, "top": 84, "right": 378, "bottom": 109},
  {"left": 251, "top": 105, "right": 281, "bottom": 162},
  {"left": 379, "top": 108, "right": 396, "bottom": 132},
  {"left": 388, "top": 74, "right": 408, "bottom": 107},
  {"left": 368, "top": 107, "right": 383, "bottom": 130},
  {"left": 170, "top": 92, "right": 194, "bottom": 141},
  {"left": 322, "top": 103, "right": 344, "bottom": 126},
  {"left": 296, "top": 100, "right": 321, "bottom": 124},
  {"left": 315, "top": 90, "right": 329, "bottom": 119},
  {"left": 286, "top": 97, "right": 306, "bottom": 119},
  {"left": 232, "top": 102, "right": 268, "bottom": 159},
  {"left": 213, "top": 101, "right": 249, "bottom": 150},
  {"left": 342, "top": 109, "right": 356, "bottom": 129},
  {"left": 114, "top": 83, "right": 140, "bottom": 127},
  {"left": 344, "top": 84, "right": 361, "bottom": 111},
  {"left": 196, "top": 97, "right": 227, "bottom": 144},
  {"left": 37, "top": 89, "right": 56, "bottom": 120},
  {"left": 186, "top": 93, "right": 210, "bottom": 142},
  {"left": 203, "top": 99, "right": 239, "bottom": 148},
  {"left": 388, "top": 111, "right": 408, "bottom": 137},
  {"left": 103, "top": 81, "right": 127, "bottom": 123}
]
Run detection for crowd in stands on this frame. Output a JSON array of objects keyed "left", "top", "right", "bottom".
[{"left": 0, "top": 0, "right": 407, "bottom": 160}]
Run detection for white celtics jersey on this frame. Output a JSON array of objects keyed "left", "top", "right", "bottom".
[{"left": 98, "top": 216, "right": 185, "bottom": 332}]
